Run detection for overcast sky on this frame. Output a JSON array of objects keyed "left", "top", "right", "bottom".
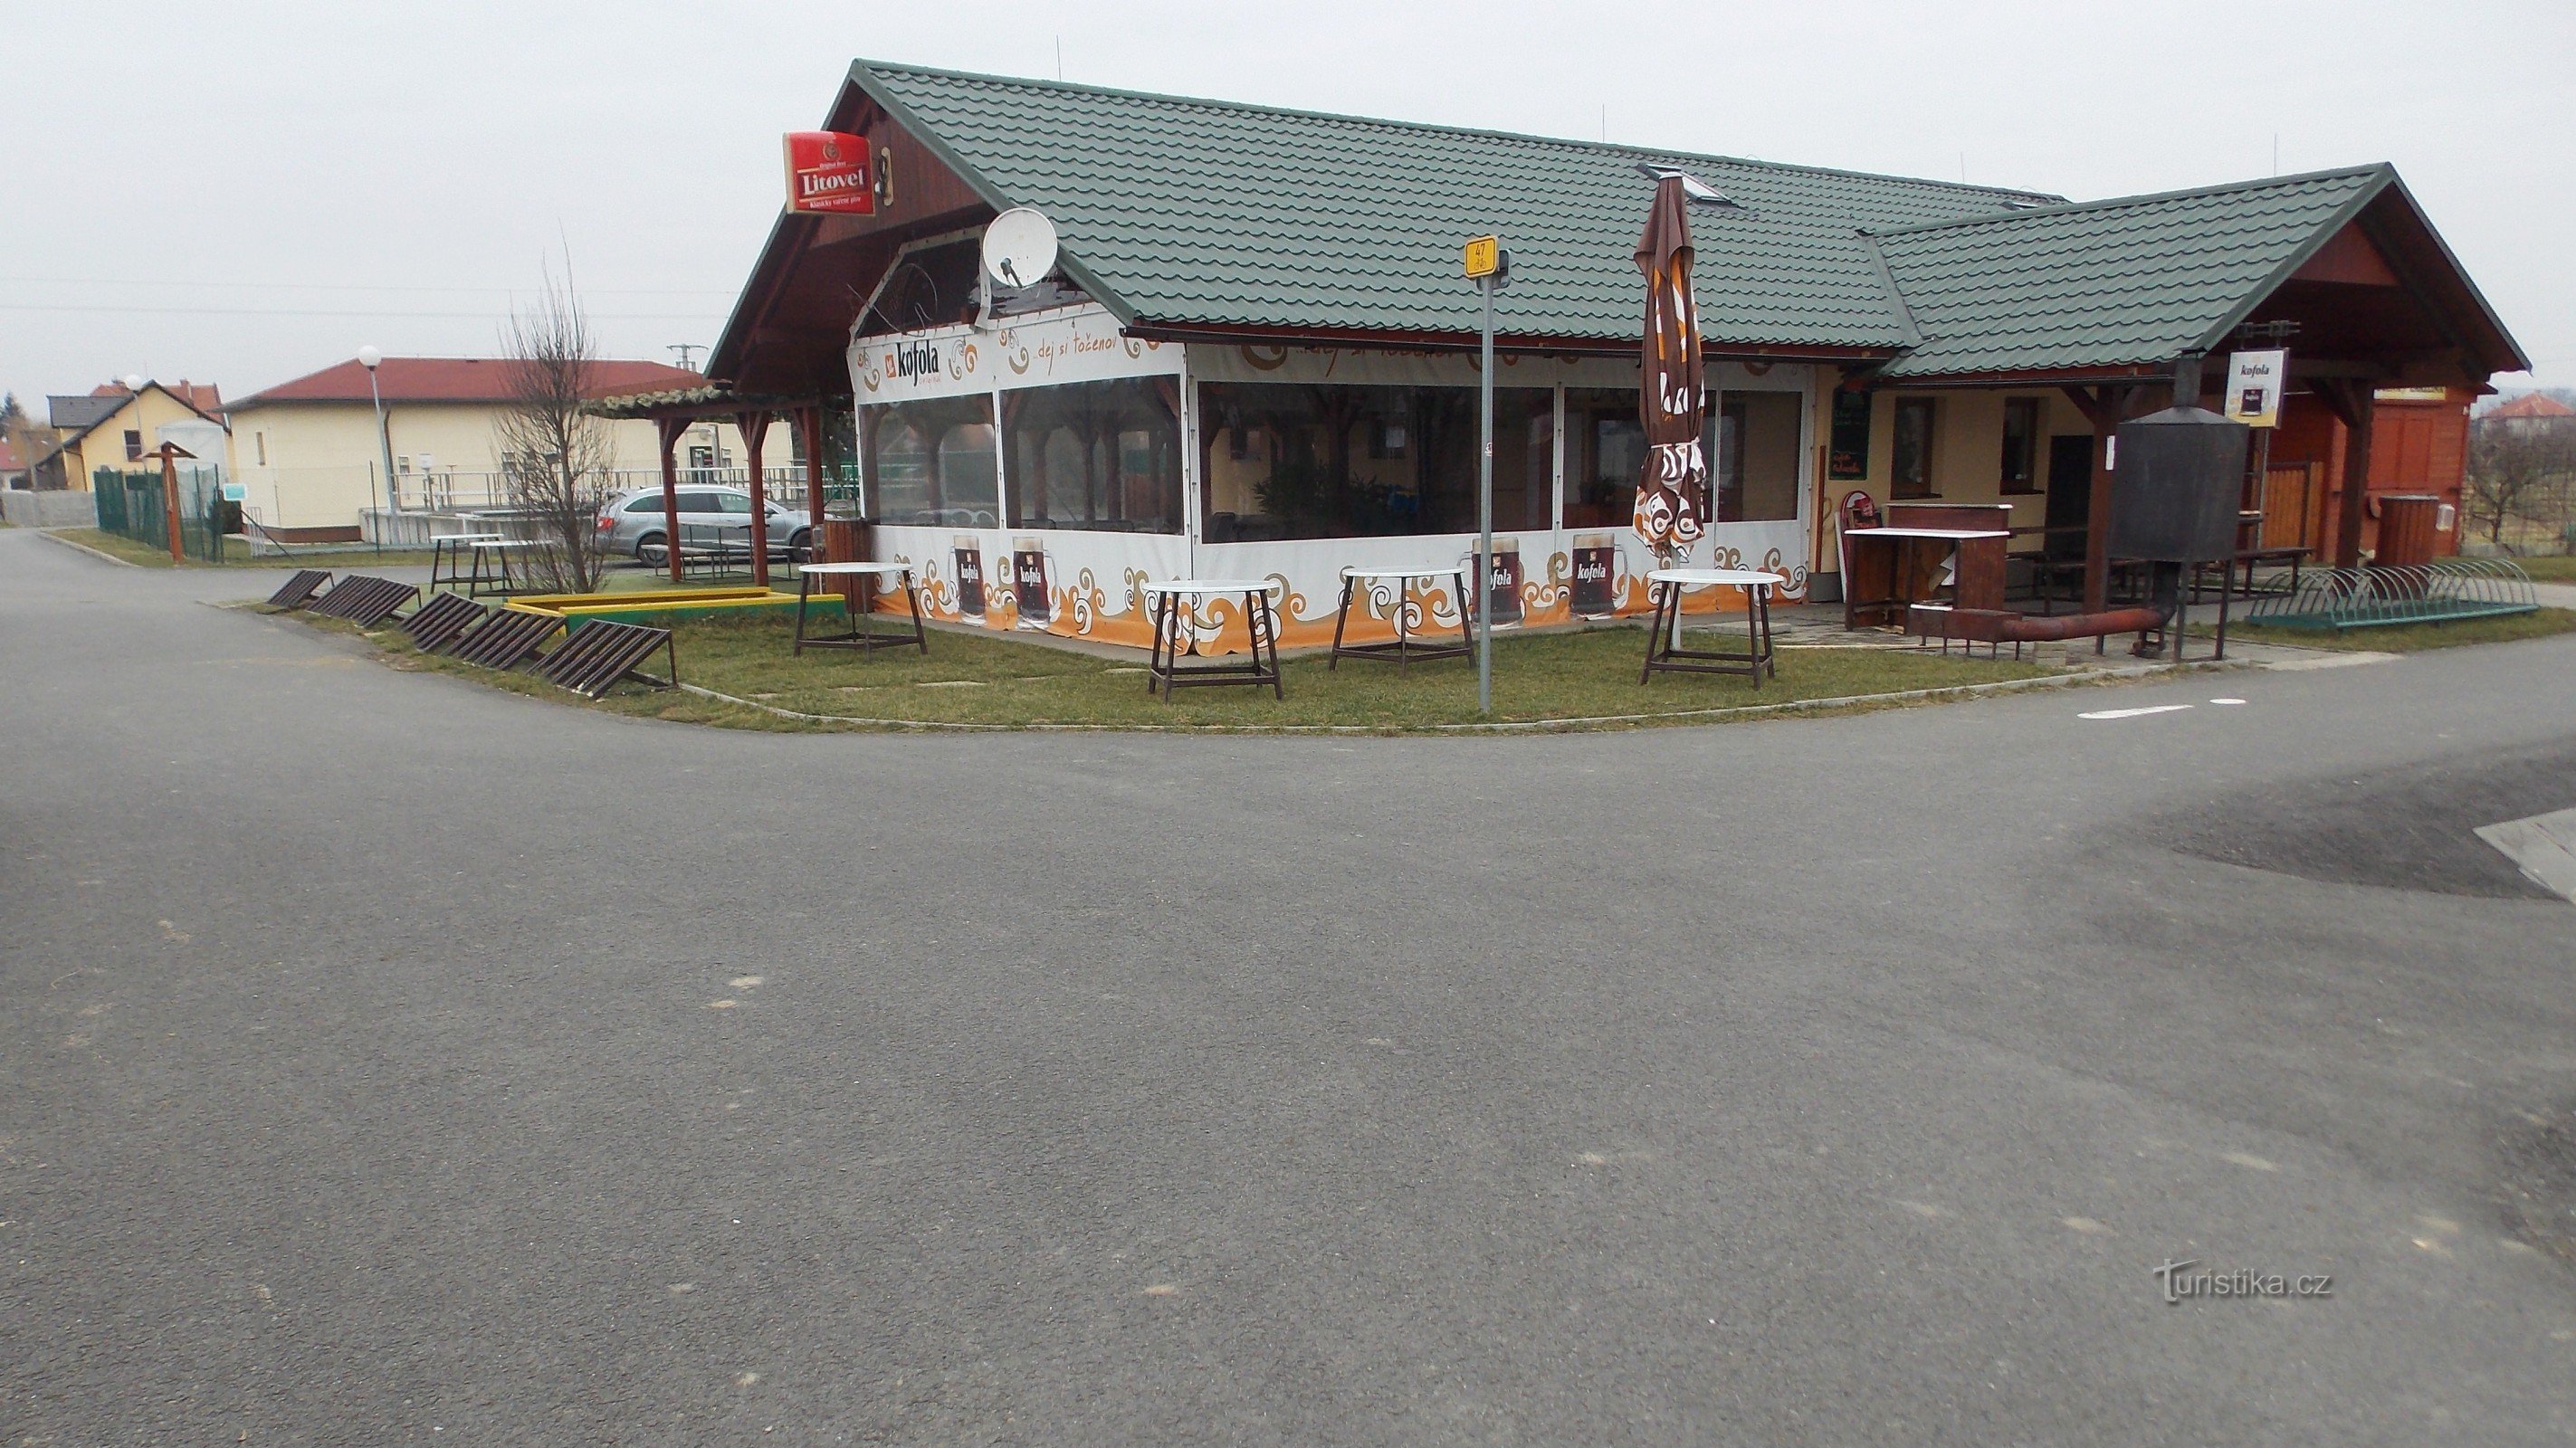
[{"left": 5, "top": 0, "right": 2568, "bottom": 414}]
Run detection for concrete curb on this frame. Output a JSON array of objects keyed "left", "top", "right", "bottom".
[
  {"left": 36, "top": 529, "right": 141, "bottom": 568},
  {"left": 675, "top": 657, "right": 2248, "bottom": 736}
]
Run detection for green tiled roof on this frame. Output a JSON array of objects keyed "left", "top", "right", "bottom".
[
  {"left": 1869, "top": 167, "right": 2389, "bottom": 378},
  {"left": 855, "top": 62, "right": 2057, "bottom": 350}
]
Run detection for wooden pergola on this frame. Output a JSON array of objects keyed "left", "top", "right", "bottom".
[
  {"left": 1860, "top": 183, "right": 2528, "bottom": 613},
  {"left": 589, "top": 386, "right": 841, "bottom": 587}
]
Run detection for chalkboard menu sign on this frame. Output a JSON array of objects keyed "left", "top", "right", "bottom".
[{"left": 1828, "top": 389, "right": 1873, "bottom": 481}]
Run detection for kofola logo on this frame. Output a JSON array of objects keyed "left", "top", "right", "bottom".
[{"left": 886, "top": 340, "right": 941, "bottom": 382}]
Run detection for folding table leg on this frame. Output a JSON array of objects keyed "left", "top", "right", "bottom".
[
  {"left": 1394, "top": 576, "right": 1409, "bottom": 672},
  {"left": 1149, "top": 594, "right": 1171, "bottom": 699},
  {"left": 1259, "top": 592, "right": 1282, "bottom": 700},
  {"left": 1329, "top": 576, "right": 1351, "bottom": 670}
]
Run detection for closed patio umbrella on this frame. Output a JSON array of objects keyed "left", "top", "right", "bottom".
[{"left": 1633, "top": 173, "right": 1706, "bottom": 564}]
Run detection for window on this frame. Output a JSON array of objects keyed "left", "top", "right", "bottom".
[
  {"left": 124, "top": 429, "right": 143, "bottom": 462},
  {"left": 860, "top": 395, "right": 998, "bottom": 526},
  {"left": 1570, "top": 388, "right": 1779, "bottom": 528},
  {"left": 1999, "top": 397, "right": 2040, "bottom": 493},
  {"left": 1565, "top": 388, "right": 1646, "bottom": 530},
  {"left": 1001, "top": 376, "right": 1184, "bottom": 534},
  {"left": 1197, "top": 382, "right": 1550, "bottom": 541},
  {"left": 1715, "top": 391, "right": 1803, "bottom": 522},
  {"left": 254, "top": 432, "right": 267, "bottom": 466},
  {"left": 625, "top": 495, "right": 666, "bottom": 515},
  {"left": 1891, "top": 397, "right": 1937, "bottom": 499},
  {"left": 1827, "top": 389, "right": 1871, "bottom": 480}
]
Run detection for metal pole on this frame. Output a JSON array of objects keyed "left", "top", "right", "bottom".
[
  {"left": 1477, "top": 273, "right": 1495, "bottom": 716},
  {"left": 158, "top": 445, "right": 183, "bottom": 563},
  {"left": 367, "top": 366, "right": 396, "bottom": 552}
]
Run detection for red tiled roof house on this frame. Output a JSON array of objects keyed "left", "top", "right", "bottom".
[{"left": 224, "top": 356, "right": 743, "bottom": 537}]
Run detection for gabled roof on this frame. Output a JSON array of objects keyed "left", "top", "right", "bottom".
[
  {"left": 1870, "top": 168, "right": 2385, "bottom": 377},
  {"left": 1866, "top": 166, "right": 2524, "bottom": 380},
  {"left": 852, "top": 62, "right": 2057, "bottom": 351},
  {"left": 2490, "top": 391, "right": 2574, "bottom": 419},
  {"left": 35, "top": 380, "right": 228, "bottom": 464},
  {"left": 711, "top": 62, "right": 2526, "bottom": 390},
  {"left": 228, "top": 357, "right": 707, "bottom": 412},
  {"left": 48, "top": 394, "right": 121, "bottom": 431},
  {"left": 167, "top": 380, "right": 223, "bottom": 414}
]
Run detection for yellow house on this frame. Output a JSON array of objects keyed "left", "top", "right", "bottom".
[
  {"left": 37, "top": 380, "right": 228, "bottom": 491},
  {"left": 224, "top": 356, "right": 748, "bottom": 538}
]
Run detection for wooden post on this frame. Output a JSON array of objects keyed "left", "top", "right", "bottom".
[
  {"left": 2059, "top": 383, "right": 2136, "bottom": 614},
  {"left": 656, "top": 415, "right": 686, "bottom": 583},
  {"left": 157, "top": 444, "right": 186, "bottom": 563},
  {"left": 737, "top": 410, "right": 771, "bottom": 588},
  {"left": 799, "top": 405, "right": 826, "bottom": 545},
  {"left": 2316, "top": 378, "right": 2376, "bottom": 570}
]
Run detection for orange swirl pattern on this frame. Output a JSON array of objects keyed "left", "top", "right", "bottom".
[{"left": 865, "top": 548, "right": 1812, "bottom": 654}]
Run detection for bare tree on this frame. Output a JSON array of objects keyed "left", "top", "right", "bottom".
[
  {"left": 2466, "top": 418, "right": 2576, "bottom": 549},
  {"left": 496, "top": 264, "right": 614, "bottom": 591},
  {"left": 1, "top": 393, "right": 58, "bottom": 490}
]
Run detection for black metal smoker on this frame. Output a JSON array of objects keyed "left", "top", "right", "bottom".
[{"left": 2108, "top": 357, "right": 2253, "bottom": 660}]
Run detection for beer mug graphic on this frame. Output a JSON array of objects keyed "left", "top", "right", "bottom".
[
  {"left": 1468, "top": 537, "right": 1523, "bottom": 627},
  {"left": 1570, "top": 533, "right": 1619, "bottom": 616},
  {"left": 951, "top": 535, "right": 986, "bottom": 618},
  {"left": 1010, "top": 536, "right": 1057, "bottom": 627}
]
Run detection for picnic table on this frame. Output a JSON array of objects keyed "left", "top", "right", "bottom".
[
  {"left": 1641, "top": 567, "right": 1786, "bottom": 687},
  {"left": 1328, "top": 565, "right": 1474, "bottom": 671},
  {"left": 1141, "top": 579, "right": 1283, "bottom": 700}
]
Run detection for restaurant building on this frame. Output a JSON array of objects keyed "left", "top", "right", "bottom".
[{"left": 667, "top": 61, "right": 2525, "bottom": 652}]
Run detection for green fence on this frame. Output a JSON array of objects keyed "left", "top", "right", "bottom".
[{"left": 91, "top": 466, "right": 232, "bottom": 562}]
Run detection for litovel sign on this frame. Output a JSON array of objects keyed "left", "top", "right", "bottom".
[{"left": 783, "top": 131, "right": 875, "bottom": 215}]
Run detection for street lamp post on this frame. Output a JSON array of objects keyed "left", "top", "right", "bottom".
[{"left": 358, "top": 347, "right": 396, "bottom": 549}]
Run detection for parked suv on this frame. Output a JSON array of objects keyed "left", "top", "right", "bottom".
[{"left": 596, "top": 486, "right": 812, "bottom": 566}]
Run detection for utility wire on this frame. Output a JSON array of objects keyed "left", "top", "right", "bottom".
[
  {"left": 1, "top": 302, "right": 724, "bottom": 319},
  {"left": 0, "top": 276, "right": 735, "bottom": 296}
]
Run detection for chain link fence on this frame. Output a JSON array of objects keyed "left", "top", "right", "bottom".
[{"left": 91, "top": 466, "right": 231, "bottom": 561}]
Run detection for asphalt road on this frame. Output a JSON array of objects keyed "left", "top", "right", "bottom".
[{"left": 5, "top": 529, "right": 2574, "bottom": 1445}]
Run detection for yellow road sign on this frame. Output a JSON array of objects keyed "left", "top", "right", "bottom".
[{"left": 1463, "top": 235, "right": 1502, "bottom": 280}]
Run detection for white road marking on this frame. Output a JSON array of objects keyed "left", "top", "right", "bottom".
[
  {"left": 2262, "top": 651, "right": 2399, "bottom": 671},
  {"left": 2209, "top": 698, "right": 2247, "bottom": 705},
  {"left": 2078, "top": 704, "right": 2195, "bottom": 720},
  {"left": 2475, "top": 807, "right": 2576, "bottom": 904}
]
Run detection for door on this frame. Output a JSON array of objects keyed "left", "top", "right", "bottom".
[
  {"left": 2044, "top": 435, "right": 2093, "bottom": 560},
  {"left": 2260, "top": 463, "right": 2317, "bottom": 550}
]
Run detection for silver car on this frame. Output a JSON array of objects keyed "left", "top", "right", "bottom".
[{"left": 595, "top": 485, "right": 813, "bottom": 567}]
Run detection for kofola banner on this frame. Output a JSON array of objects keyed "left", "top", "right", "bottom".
[{"left": 783, "top": 131, "right": 873, "bottom": 215}]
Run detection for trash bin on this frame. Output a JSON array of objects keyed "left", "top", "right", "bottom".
[{"left": 820, "top": 517, "right": 878, "bottom": 612}]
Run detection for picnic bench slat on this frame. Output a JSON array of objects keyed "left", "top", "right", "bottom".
[
  {"left": 263, "top": 569, "right": 332, "bottom": 610},
  {"left": 532, "top": 619, "right": 674, "bottom": 700},
  {"left": 398, "top": 592, "right": 490, "bottom": 653},
  {"left": 449, "top": 609, "right": 563, "bottom": 670}
]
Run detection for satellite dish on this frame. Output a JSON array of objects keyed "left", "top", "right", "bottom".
[{"left": 981, "top": 208, "right": 1059, "bottom": 291}]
